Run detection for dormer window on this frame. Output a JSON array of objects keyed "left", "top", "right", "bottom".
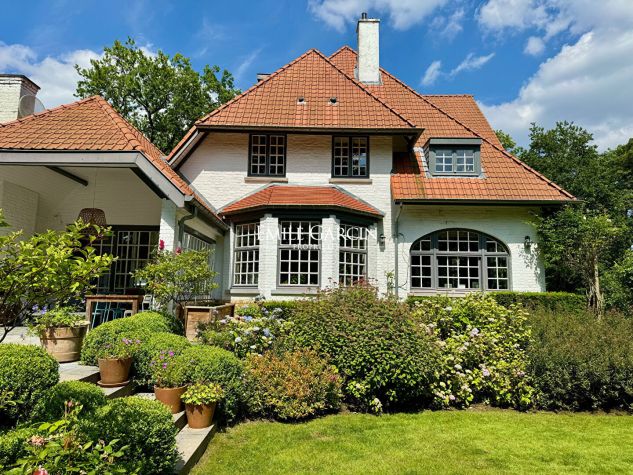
[{"left": 428, "top": 138, "right": 482, "bottom": 177}]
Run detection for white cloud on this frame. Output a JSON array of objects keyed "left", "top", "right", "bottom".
[
  {"left": 0, "top": 42, "right": 100, "bottom": 108},
  {"left": 430, "top": 8, "right": 465, "bottom": 41},
  {"left": 450, "top": 52, "right": 495, "bottom": 76},
  {"left": 308, "top": 0, "right": 449, "bottom": 31},
  {"left": 524, "top": 36, "right": 545, "bottom": 55},
  {"left": 480, "top": 30, "right": 633, "bottom": 150},
  {"left": 421, "top": 60, "right": 442, "bottom": 86},
  {"left": 234, "top": 48, "right": 263, "bottom": 84}
]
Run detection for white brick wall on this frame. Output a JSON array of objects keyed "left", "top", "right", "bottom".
[{"left": 0, "top": 180, "right": 39, "bottom": 236}]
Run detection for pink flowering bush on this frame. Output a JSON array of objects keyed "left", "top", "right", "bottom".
[
  {"left": 413, "top": 294, "right": 533, "bottom": 409},
  {"left": 149, "top": 350, "right": 187, "bottom": 388}
]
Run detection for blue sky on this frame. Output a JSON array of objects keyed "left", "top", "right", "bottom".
[{"left": 1, "top": 0, "right": 632, "bottom": 150}]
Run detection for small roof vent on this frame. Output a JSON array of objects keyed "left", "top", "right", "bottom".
[
  {"left": 329, "top": 97, "right": 338, "bottom": 104},
  {"left": 297, "top": 96, "right": 305, "bottom": 104}
]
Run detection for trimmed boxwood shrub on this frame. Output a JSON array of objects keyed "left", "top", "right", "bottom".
[
  {"left": 30, "top": 381, "right": 107, "bottom": 422},
  {"left": 407, "top": 291, "right": 586, "bottom": 314},
  {"left": 0, "top": 427, "right": 38, "bottom": 468},
  {"left": 289, "top": 286, "right": 439, "bottom": 412},
  {"left": 133, "top": 332, "right": 191, "bottom": 386},
  {"left": 0, "top": 344, "right": 58, "bottom": 425},
  {"left": 176, "top": 345, "right": 245, "bottom": 423},
  {"left": 528, "top": 310, "right": 633, "bottom": 411},
  {"left": 236, "top": 300, "right": 297, "bottom": 320},
  {"left": 245, "top": 348, "right": 342, "bottom": 421},
  {"left": 80, "top": 396, "right": 178, "bottom": 474},
  {"left": 81, "top": 311, "right": 180, "bottom": 365}
]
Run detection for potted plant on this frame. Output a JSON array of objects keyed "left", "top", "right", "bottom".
[
  {"left": 181, "top": 382, "right": 224, "bottom": 428},
  {"left": 28, "top": 306, "right": 89, "bottom": 362},
  {"left": 150, "top": 350, "right": 188, "bottom": 414},
  {"left": 95, "top": 337, "right": 141, "bottom": 387}
]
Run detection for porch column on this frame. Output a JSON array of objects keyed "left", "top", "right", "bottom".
[
  {"left": 258, "top": 214, "right": 278, "bottom": 299},
  {"left": 367, "top": 223, "right": 380, "bottom": 291},
  {"left": 320, "top": 215, "right": 339, "bottom": 289},
  {"left": 159, "top": 199, "right": 178, "bottom": 251}
]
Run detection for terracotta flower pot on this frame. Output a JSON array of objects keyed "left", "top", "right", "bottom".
[
  {"left": 98, "top": 357, "right": 132, "bottom": 386},
  {"left": 40, "top": 324, "right": 88, "bottom": 363},
  {"left": 185, "top": 402, "right": 217, "bottom": 429},
  {"left": 154, "top": 386, "right": 187, "bottom": 414}
]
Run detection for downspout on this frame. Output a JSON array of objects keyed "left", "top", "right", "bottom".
[
  {"left": 393, "top": 202, "right": 403, "bottom": 298},
  {"left": 177, "top": 206, "right": 198, "bottom": 249}
]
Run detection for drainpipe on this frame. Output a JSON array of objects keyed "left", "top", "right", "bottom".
[
  {"left": 177, "top": 206, "right": 197, "bottom": 248},
  {"left": 393, "top": 202, "right": 403, "bottom": 298}
]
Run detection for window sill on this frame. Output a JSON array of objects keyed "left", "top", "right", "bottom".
[
  {"left": 329, "top": 178, "right": 372, "bottom": 185},
  {"left": 271, "top": 287, "right": 319, "bottom": 296},
  {"left": 408, "top": 288, "right": 509, "bottom": 297},
  {"left": 227, "top": 287, "right": 260, "bottom": 295},
  {"left": 244, "top": 177, "right": 288, "bottom": 184}
]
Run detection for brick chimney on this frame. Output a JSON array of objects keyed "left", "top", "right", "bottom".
[
  {"left": 356, "top": 12, "right": 381, "bottom": 85},
  {"left": 0, "top": 74, "right": 40, "bottom": 123}
]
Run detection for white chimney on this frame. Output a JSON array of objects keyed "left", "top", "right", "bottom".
[
  {"left": 0, "top": 74, "right": 40, "bottom": 123},
  {"left": 356, "top": 12, "right": 381, "bottom": 85}
]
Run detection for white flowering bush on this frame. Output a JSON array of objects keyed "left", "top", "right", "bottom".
[
  {"left": 197, "top": 304, "right": 292, "bottom": 358},
  {"left": 413, "top": 294, "right": 534, "bottom": 409}
]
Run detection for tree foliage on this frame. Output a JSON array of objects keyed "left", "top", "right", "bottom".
[
  {"left": 76, "top": 38, "right": 240, "bottom": 153},
  {"left": 0, "top": 213, "right": 114, "bottom": 342}
]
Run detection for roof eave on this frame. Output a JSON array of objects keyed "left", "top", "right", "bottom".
[
  {"left": 393, "top": 198, "right": 577, "bottom": 206},
  {"left": 221, "top": 203, "right": 384, "bottom": 219},
  {"left": 196, "top": 124, "right": 422, "bottom": 135}
]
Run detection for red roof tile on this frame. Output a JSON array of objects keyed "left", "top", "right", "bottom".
[
  {"left": 197, "top": 49, "right": 417, "bottom": 131},
  {"left": 220, "top": 185, "right": 383, "bottom": 218},
  {"left": 0, "top": 96, "right": 225, "bottom": 226},
  {"left": 329, "top": 46, "right": 574, "bottom": 202}
]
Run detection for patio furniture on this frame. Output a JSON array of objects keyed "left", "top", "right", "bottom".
[{"left": 85, "top": 295, "right": 143, "bottom": 328}]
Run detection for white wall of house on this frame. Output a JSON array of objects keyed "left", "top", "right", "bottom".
[
  {"left": 180, "top": 132, "right": 396, "bottom": 299},
  {"left": 396, "top": 205, "right": 545, "bottom": 294}
]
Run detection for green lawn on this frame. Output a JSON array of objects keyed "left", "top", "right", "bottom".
[{"left": 192, "top": 409, "right": 633, "bottom": 475}]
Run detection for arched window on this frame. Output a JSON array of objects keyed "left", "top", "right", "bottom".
[{"left": 410, "top": 229, "right": 510, "bottom": 291}]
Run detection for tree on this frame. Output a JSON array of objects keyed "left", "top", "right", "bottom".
[
  {"left": 132, "top": 245, "right": 217, "bottom": 312},
  {"left": 537, "top": 206, "right": 622, "bottom": 316},
  {"left": 495, "top": 129, "right": 520, "bottom": 155},
  {"left": 0, "top": 213, "right": 114, "bottom": 342},
  {"left": 76, "top": 38, "right": 240, "bottom": 153}
]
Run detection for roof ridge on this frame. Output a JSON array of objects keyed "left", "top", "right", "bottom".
[
  {"left": 196, "top": 49, "right": 319, "bottom": 125},
  {"left": 0, "top": 95, "right": 99, "bottom": 129},
  {"left": 312, "top": 49, "right": 418, "bottom": 129},
  {"left": 422, "top": 94, "right": 474, "bottom": 97}
]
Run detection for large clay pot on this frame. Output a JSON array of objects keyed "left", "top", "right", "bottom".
[
  {"left": 154, "top": 386, "right": 187, "bottom": 414},
  {"left": 40, "top": 324, "right": 88, "bottom": 363},
  {"left": 98, "top": 357, "right": 132, "bottom": 386},
  {"left": 185, "top": 402, "right": 217, "bottom": 429}
]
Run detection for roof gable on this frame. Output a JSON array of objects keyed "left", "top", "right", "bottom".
[
  {"left": 330, "top": 46, "right": 573, "bottom": 202},
  {"left": 197, "top": 49, "right": 417, "bottom": 131}
]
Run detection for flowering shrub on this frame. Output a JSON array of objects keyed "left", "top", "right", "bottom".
[
  {"left": 133, "top": 332, "right": 190, "bottom": 386},
  {"left": 245, "top": 348, "right": 342, "bottom": 421},
  {"left": 181, "top": 383, "right": 224, "bottom": 406},
  {"left": 94, "top": 337, "right": 142, "bottom": 360},
  {"left": 412, "top": 294, "right": 533, "bottom": 409},
  {"left": 197, "top": 304, "right": 292, "bottom": 358},
  {"left": 149, "top": 350, "right": 188, "bottom": 388},
  {"left": 289, "top": 285, "right": 439, "bottom": 412},
  {"left": 26, "top": 306, "right": 87, "bottom": 335}
]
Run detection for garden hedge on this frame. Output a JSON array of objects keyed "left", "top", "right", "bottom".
[
  {"left": 80, "top": 396, "right": 178, "bottom": 474},
  {"left": 175, "top": 345, "right": 246, "bottom": 423},
  {"left": 81, "top": 311, "right": 181, "bottom": 365},
  {"left": 30, "top": 381, "right": 107, "bottom": 422},
  {"left": 236, "top": 300, "right": 297, "bottom": 320},
  {"left": 0, "top": 427, "right": 38, "bottom": 468},
  {"left": 407, "top": 291, "right": 586, "bottom": 314},
  {"left": 0, "top": 344, "right": 58, "bottom": 425}
]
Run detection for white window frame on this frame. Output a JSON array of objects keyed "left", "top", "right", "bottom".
[
  {"left": 339, "top": 224, "right": 368, "bottom": 286},
  {"left": 278, "top": 220, "right": 321, "bottom": 287},
  {"left": 233, "top": 223, "right": 260, "bottom": 287}
]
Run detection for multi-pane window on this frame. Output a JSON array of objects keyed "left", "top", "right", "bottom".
[
  {"left": 249, "top": 134, "right": 286, "bottom": 176},
  {"left": 410, "top": 229, "right": 510, "bottom": 291},
  {"left": 233, "top": 223, "right": 260, "bottom": 286},
  {"left": 94, "top": 228, "right": 159, "bottom": 293},
  {"left": 278, "top": 221, "right": 321, "bottom": 286},
  {"left": 432, "top": 148, "right": 479, "bottom": 176},
  {"left": 333, "top": 136, "right": 369, "bottom": 177},
  {"left": 339, "top": 224, "right": 368, "bottom": 286}
]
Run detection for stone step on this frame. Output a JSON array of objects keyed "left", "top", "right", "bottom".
[
  {"left": 174, "top": 424, "right": 216, "bottom": 475},
  {"left": 58, "top": 362, "right": 100, "bottom": 384},
  {"left": 99, "top": 382, "right": 136, "bottom": 399}
]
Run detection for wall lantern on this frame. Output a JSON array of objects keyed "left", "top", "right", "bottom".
[
  {"left": 379, "top": 233, "right": 386, "bottom": 245},
  {"left": 524, "top": 235, "right": 532, "bottom": 250}
]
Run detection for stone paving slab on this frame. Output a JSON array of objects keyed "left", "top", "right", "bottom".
[
  {"left": 174, "top": 424, "right": 216, "bottom": 474},
  {"left": 2, "top": 326, "right": 40, "bottom": 345},
  {"left": 59, "top": 362, "right": 100, "bottom": 383}
]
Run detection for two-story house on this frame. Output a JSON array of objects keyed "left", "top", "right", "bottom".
[{"left": 0, "top": 14, "right": 573, "bottom": 302}]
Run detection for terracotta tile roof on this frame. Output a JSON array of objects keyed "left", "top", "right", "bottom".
[
  {"left": 197, "top": 49, "right": 417, "bottom": 131},
  {"left": 0, "top": 96, "right": 226, "bottom": 226},
  {"left": 220, "top": 185, "right": 383, "bottom": 218},
  {"left": 329, "top": 46, "right": 574, "bottom": 202}
]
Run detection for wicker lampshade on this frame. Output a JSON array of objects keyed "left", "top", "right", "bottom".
[{"left": 77, "top": 208, "right": 107, "bottom": 227}]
